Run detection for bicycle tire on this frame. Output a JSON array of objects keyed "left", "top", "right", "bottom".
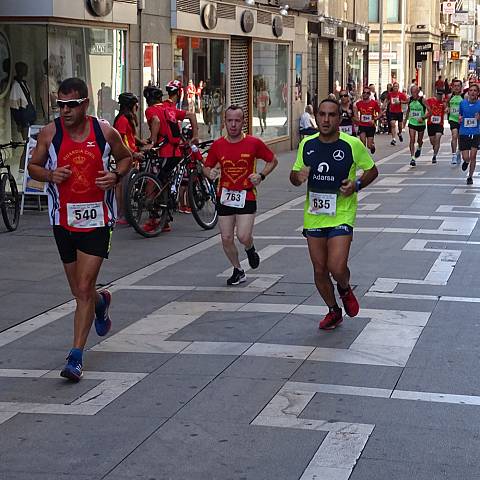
[
  {"left": 188, "top": 171, "right": 218, "bottom": 230},
  {"left": 0, "top": 172, "right": 20, "bottom": 231},
  {"left": 125, "top": 172, "right": 168, "bottom": 237},
  {"left": 122, "top": 167, "right": 138, "bottom": 213}
]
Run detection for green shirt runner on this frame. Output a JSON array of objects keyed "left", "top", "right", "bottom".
[
  {"left": 292, "top": 132, "right": 375, "bottom": 229},
  {"left": 408, "top": 99, "right": 426, "bottom": 126},
  {"left": 448, "top": 94, "right": 463, "bottom": 123}
]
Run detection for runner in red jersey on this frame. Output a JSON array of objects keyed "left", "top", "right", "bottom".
[
  {"left": 383, "top": 82, "right": 408, "bottom": 145},
  {"left": 28, "top": 78, "right": 131, "bottom": 382},
  {"left": 354, "top": 87, "right": 380, "bottom": 154},
  {"left": 426, "top": 90, "right": 446, "bottom": 164},
  {"left": 203, "top": 105, "right": 278, "bottom": 285}
]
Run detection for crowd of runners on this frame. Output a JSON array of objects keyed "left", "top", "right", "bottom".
[{"left": 25, "top": 74, "right": 476, "bottom": 381}]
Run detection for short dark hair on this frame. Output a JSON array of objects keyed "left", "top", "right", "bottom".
[
  {"left": 225, "top": 104, "right": 244, "bottom": 118},
  {"left": 318, "top": 98, "right": 341, "bottom": 115},
  {"left": 58, "top": 77, "right": 88, "bottom": 98},
  {"left": 452, "top": 79, "right": 463, "bottom": 87}
]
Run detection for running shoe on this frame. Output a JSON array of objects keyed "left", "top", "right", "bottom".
[
  {"left": 398, "top": 133, "right": 404, "bottom": 142},
  {"left": 246, "top": 246, "right": 260, "bottom": 269},
  {"left": 370, "top": 145, "right": 376, "bottom": 155},
  {"left": 60, "top": 354, "right": 83, "bottom": 382},
  {"left": 410, "top": 158, "right": 416, "bottom": 167},
  {"left": 451, "top": 154, "right": 458, "bottom": 166},
  {"left": 319, "top": 308, "right": 343, "bottom": 330},
  {"left": 338, "top": 285, "right": 359, "bottom": 317},
  {"left": 143, "top": 218, "right": 160, "bottom": 233},
  {"left": 462, "top": 161, "right": 469, "bottom": 172},
  {"left": 162, "top": 223, "right": 172, "bottom": 232},
  {"left": 116, "top": 217, "right": 129, "bottom": 226},
  {"left": 414, "top": 148, "right": 422, "bottom": 158},
  {"left": 94, "top": 290, "right": 112, "bottom": 337},
  {"left": 390, "top": 139, "right": 396, "bottom": 146},
  {"left": 227, "top": 268, "right": 246, "bottom": 286},
  {"left": 467, "top": 177, "right": 474, "bottom": 185},
  {"left": 432, "top": 155, "right": 437, "bottom": 164}
]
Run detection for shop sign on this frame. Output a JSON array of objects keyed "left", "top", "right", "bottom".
[
  {"left": 415, "top": 42, "right": 433, "bottom": 62},
  {"left": 442, "top": 1, "right": 456, "bottom": 14},
  {"left": 144, "top": 45, "right": 153, "bottom": 67},
  {"left": 433, "top": 50, "right": 440, "bottom": 61},
  {"left": 241, "top": 10, "right": 255, "bottom": 33},
  {"left": 453, "top": 12, "right": 469, "bottom": 24},
  {"left": 416, "top": 61, "right": 423, "bottom": 69},
  {"left": 368, "top": 52, "right": 397, "bottom": 60},
  {"left": 191, "top": 37, "right": 201, "bottom": 49},
  {"left": 356, "top": 31, "right": 366, "bottom": 42},
  {"left": 87, "top": 0, "right": 113, "bottom": 17},
  {"left": 451, "top": 51, "right": 460, "bottom": 60},
  {"left": 443, "top": 39, "right": 454, "bottom": 51},
  {"left": 321, "top": 22, "right": 337, "bottom": 38},
  {"left": 89, "top": 41, "right": 113, "bottom": 55},
  {"left": 201, "top": 4, "right": 218, "bottom": 30},
  {"left": 176, "top": 36, "right": 187, "bottom": 49},
  {"left": 272, "top": 15, "right": 283, "bottom": 37}
]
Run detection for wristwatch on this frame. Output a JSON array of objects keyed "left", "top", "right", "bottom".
[
  {"left": 355, "top": 179, "right": 362, "bottom": 192},
  {"left": 113, "top": 171, "right": 123, "bottom": 184},
  {"left": 259, "top": 173, "right": 266, "bottom": 181}
]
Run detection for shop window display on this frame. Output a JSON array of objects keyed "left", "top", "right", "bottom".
[{"left": 253, "top": 42, "right": 289, "bottom": 140}]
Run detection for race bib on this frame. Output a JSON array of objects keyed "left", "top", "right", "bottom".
[
  {"left": 392, "top": 97, "right": 400, "bottom": 105},
  {"left": 220, "top": 188, "right": 246, "bottom": 208},
  {"left": 339, "top": 125, "right": 353, "bottom": 135},
  {"left": 411, "top": 110, "right": 422, "bottom": 119},
  {"left": 67, "top": 202, "right": 104, "bottom": 229},
  {"left": 308, "top": 192, "right": 337, "bottom": 216},
  {"left": 450, "top": 106, "right": 459, "bottom": 115},
  {"left": 464, "top": 117, "right": 478, "bottom": 128},
  {"left": 431, "top": 115, "right": 441, "bottom": 124},
  {"left": 361, "top": 114, "right": 372, "bottom": 123}
]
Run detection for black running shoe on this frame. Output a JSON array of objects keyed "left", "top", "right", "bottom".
[
  {"left": 467, "top": 177, "right": 473, "bottom": 185},
  {"left": 410, "top": 159, "right": 416, "bottom": 167},
  {"left": 398, "top": 133, "right": 403, "bottom": 142},
  {"left": 227, "top": 268, "right": 246, "bottom": 286},
  {"left": 370, "top": 145, "right": 376, "bottom": 154},
  {"left": 245, "top": 246, "right": 260, "bottom": 269},
  {"left": 462, "top": 161, "right": 469, "bottom": 172},
  {"left": 414, "top": 148, "right": 422, "bottom": 158},
  {"left": 390, "top": 139, "right": 396, "bottom": 146},
  {"left": 432, "top": 156, "right": 437, "bottom": 164}
]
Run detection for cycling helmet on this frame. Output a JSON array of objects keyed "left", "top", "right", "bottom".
[
  {"left": 182, "top": 124, "right": 193, "bottom": 140},
  {"left": 143, "top": 85, "right": 163, "bottom": 104},
  {"left": 166, "top": 80, "right": 182, "bottom": 95},
  {"left": 118, "top": 92, "right": 138, "bottom": 107}
]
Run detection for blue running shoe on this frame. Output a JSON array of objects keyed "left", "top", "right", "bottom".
[
  {"left": 60, "top": 354, "right": 83, "bottom": 382},
  {"left": 94, "top": 290, "right": 112, "bottom": 336}
]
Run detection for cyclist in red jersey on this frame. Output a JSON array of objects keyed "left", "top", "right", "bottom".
[
  {"left": 383, "top": 82, "right": 408, "bottom": 145},
  {"left": 203, "top": 105, "right": 278, "bottom": 285},
  {"left": 426, "top": 90, "right": 446, "bottom": 164},
  {"left": 143, "top": 85, "right": 163, "bottom": 145},
  {"left": 28, "top": 78, "right": 132, "bottom": 382},
  {"left": 354, "top": 87, "right": 380, "bottom": 154}
]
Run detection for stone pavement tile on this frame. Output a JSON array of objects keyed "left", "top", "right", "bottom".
[
  {"left": 175, "top": 376, "right": 284, "bottom": 424},
  {"left": 412, "top": 325, "right": 480, "bottom": 353},
  {"left": 156, "top": 354, "right": 237, "bottom": 376},
  {"left": 0, "top": 473, "right": 94, "bottom": 480},
  {"left": 291, "top": 361, "right": 402, "bottom": 389},
  {"left": 0, "top": 413, "right": 163, "bottom": 477},
  {"left": 99, "top": 372, "right": 214, "bottom": 419},
  {"left": 258, "top": 313, "right": 369, "bottom": 348},
  {"left": 359, "top": 295, "right": 438, "bottom": 313},
  {"left": 427, "top": 300, "right": 480, "bottom": 327},
  {"left": 264, "top": 281, "right": 317, "bottom": 297},
  {"left": 176, "top": 290, "right": 259, "bottom": 304},
  {"left": 406, "top": 346, "right": 480, "bottom": 370},
  {"left": 220, "top": 356, "right": 302, "bottom": 380},
  {"left": 0, "top": 377, "right": 100, "bottom": 403},
  {"left": 168, "top": 311, "right": 287, "bottom": 343},
  {"left": 85, "top": 352, "right": 175, "bottom": 373},
  {"left": 106, "top": 289, "right": 186, "bottom": 315},
  {"left": 104, "top": 419, "right": 323, "bottom": 480},
  {"left": 0, "top": 347, "right": 67, "bottom": 370},
  {"left": 252, "top": 294, "right": 309, "bottom": 305},
  {"left": 351, "top": 458, "right": 480, "bottom": 480}
]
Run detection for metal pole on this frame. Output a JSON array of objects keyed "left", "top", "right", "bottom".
[
  {"left": 400, "top": 0, "right": 406, "bottom": 89},
  {"left": 378, "top": 0, "right": 384, "bottom": 93}
]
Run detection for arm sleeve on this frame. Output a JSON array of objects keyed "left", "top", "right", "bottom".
[
  {"left": 352, "top": 137, "right": 375, "bottom": 171},
  {"left": 204, "top": 142, "right": 219, "bottom": 168},
  {"left": 255, "top": 138, "right": 275, "bottom": 162},
  {"left": 292, "top": 141, "right": 306, "bottom": 172}
]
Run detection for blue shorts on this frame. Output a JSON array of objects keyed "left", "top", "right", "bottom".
[{"left": 302, "top": 224, "right": 353, "bottom": 239}]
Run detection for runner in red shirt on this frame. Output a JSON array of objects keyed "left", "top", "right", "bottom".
[
  {"left": 426, "top": 90, "right": 446, "bottom": 164},
  {"left": 354, "top": 87, "right": 380, "bottom": 154},
  {"left": 383, "top": 82, "right": 408, "bottom": 145},
  {"left": 203, "top": 105, "right": 278, "bottom": 285},
  {"left": 28, "top": 77, "right": 132, "bottom": 382}
]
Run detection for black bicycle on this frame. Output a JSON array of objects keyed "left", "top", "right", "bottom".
[{"left": 0, "top": 142, "right": 23, "bottom": 231}]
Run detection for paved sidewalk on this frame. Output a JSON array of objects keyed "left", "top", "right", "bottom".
[{"left": 1, "top": 132, "right": 480, "bottom": 479}]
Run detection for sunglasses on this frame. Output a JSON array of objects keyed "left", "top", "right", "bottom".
[{"left": 56, "top": 98, "right": 87, "bottom": 109}]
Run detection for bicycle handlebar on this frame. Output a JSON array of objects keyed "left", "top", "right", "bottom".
[{"left": 0, "top": 141, "right": 25, "bottom": 149}]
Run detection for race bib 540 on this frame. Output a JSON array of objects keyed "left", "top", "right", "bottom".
[{"left": 67, "top": 202, "right": 104, "bottom": 228}]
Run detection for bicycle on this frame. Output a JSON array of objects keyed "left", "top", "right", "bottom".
[
  {"left": 0, "top": 142, "right": 24, "bottom": 231},
  {"left": 125, "top": 139, "right": 216, "bottom": 237}
]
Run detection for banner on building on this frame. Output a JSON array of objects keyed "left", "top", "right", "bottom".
[
  {"left": 442, "top": 1, "right": 456, "bottom": 14},
  {"left": 443, "top": 39, "right": 454, "bottom": 51},
  {"left": 453, "top": 11, "right": 469, "bottom": 24},
  {"left": 415, "top": 43, "right": 433, "bottom": 62}
]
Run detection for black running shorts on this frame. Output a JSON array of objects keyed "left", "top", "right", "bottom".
[
  {"left": 449, "top": 120, "right": 460, "bottom": 131},
  {"left": 302, "top": 224, "right": 353, "bottom": 239},
  {"left": 408, "top": 123, "right": 426, "bottom": 132},
  {"left": 427, "top": 124, "right": 444, "bottom": 137},
  {"left": 358, "top": 126, "right": 376, "bottom": 138},
  {"left": 53, "top": 226, "right": 112, "bottom": 264},
  {"left": 390, "top": 112, "right": 403, "bottom": 122},
  {"left": 217, "top": 200, "right": 257, "bottom": 216},
  {"left": 459, "top": 134, "right": 480, "bottom": 151}
]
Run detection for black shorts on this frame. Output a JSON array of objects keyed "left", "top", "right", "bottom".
[
  {"left": 427, "top": 124, "right": 444, "bottom": 137},
  {"left": 53, "top": 226, "right": 112, "bottom": 264},
  {"left": 390, "top": 112, "right": 403, "bottom": 122},
  {"left": 217, "top": 200, "right": 257, "bottom": 216},
  {"left": 449, "top": 120, "right": 460, "bottom": 131},
  {"left": 408, "top": 123, "right": 426, "bottom": 132},
  {"left": 459, "top": 135, "right": 480, "bottom": 151},
  {"left": 358, "top": 126, "right": 375, "bottom": 138},
  {"left": 302, "top": 224, "right": 353, "bottom": 239}
]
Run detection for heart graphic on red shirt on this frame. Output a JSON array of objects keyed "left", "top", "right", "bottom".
[{"left": 222, "top": 159, "right": 250, "bottom": 186}]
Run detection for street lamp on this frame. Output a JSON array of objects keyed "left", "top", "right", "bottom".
[{"left": 279, "top": 4, "right": 289, "bottom": 16}]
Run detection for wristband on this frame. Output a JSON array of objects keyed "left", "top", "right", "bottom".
[
  {"left": 355, "top": 179, "right": 362, "bottom": 192},
  {"left": 113, "top": 171, "right": 123, "bottom": 184},
  {"left": 259, "top": 173, "right": 266, "bottom": 181}
]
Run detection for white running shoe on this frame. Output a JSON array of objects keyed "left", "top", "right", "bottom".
[{"left": 451, "top": 154, "right": 458, "bottom": 166}]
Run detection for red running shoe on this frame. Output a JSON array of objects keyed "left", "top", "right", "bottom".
[
  {"left": 319, "top": 309, "right": 343, "bottom": 330},
  {"left": 338, "top": 285, "right": 359, "bottom": 317},
  {"left": 142, "top": 219, "right": 160, "bottom": 233},
  {"left": 162, "top": 223, "right": 172, "bottom": 233}
]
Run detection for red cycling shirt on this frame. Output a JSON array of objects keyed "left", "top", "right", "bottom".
[
  {"left": 388, "top": 91, "right": 408, "bottom": 113},
  {"left": 158, "top": 99, "right": 186, "bottom": 158},
  {"left": 114, "top": 114, "right": 138, "bottom": 153},
  {"left": 205, "top": 134, "right": 274, "bottom": 201},
  {"left": 355, "top": 100, "right": 380, "bottom": 127},
  {"left": 426, "top": 98, "right": 445, "bottom": 126}
]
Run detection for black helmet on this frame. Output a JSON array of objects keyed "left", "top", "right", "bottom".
[
  {"left": 143, "top": 85, "right": 163, "bottom": 104},
  {"left": 118, "top": 92, "right": 138, "bottom": 107}
]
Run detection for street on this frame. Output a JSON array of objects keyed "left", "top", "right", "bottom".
[{"left": 1, "top": 132, "right": 480, "bottom": 479}]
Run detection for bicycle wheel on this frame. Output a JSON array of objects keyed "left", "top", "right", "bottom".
[
  {"left": 188, "top": 171, "right": 218, "bottom": 230},
  {"left": 125, "top": 172, "right": 168, "bottom": 237},
  {"left": 122, "top": 167, "right": 138, "bottom": 213},
  {"left": 0, "top": 172, "right": 20, "bottom": 231}
]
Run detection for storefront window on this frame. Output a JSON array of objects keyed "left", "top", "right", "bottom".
[
  {"left": 173, "top": 35, "right": 227, "bottom": 141},
  {"left": 307, "top": 38, "right": 318, "bottom": 112},
  {"left": 332, "top": 40, "right": 343, "bottom": 94},
  {"left": 346, "top": 47, "right": 364, "bottom": 96},
  {"left": 252, "top": 42, "right": 289, "bottom": 140}
]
